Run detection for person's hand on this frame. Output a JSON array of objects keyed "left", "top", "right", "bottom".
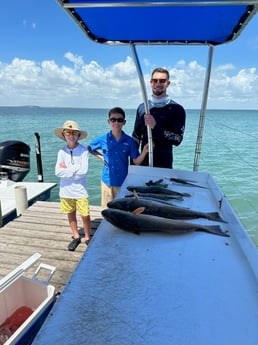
[
  {"left": 59, "top": 162, "right": 67, "bottom": 168},
  {"left": 143, "top": 142, "right": 154, "bottom": 154},
  {"left": 142, "top": 143, "right": 149, "bottom": 154},
  {"left": 144, "top": 114, "right": 156, "bottom": 129}
]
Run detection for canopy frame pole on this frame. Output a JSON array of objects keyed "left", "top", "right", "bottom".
[
  {"left": 193, "top": 45, "right": 214, "bottom": 171},
  {"left": 63, "top": 1, "right": 258, "bottom": 9},
  {"left": 130, "top": 44, "right": 153, "bottom": 167}
]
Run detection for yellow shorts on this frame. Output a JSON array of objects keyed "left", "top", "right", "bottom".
[{"left": 60, "top": 198, "right": 90, "bottom": 216}]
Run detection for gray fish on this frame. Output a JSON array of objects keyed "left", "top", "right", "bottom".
[
  {"left": 126, "top": 195, "right": 180, "bottom": 206},
  {"left": 107, "top": 197, "right": 227, "bottom": 223},
  {"left": 170, "top": 177, "right": 207, "bottom": 189},
  {"left": 101, "top": 208, "right": 229, "bottom": 237},
  {"left": 126, "top": 192, "right": 184, "bottom": 201},
  {"left": 127, "top": 185, "right": 191, "bottom": 197}
]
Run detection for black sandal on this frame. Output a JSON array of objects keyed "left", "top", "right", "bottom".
[
  {"left": 68, "top": 237, "right": 81, "bottom": 251},
  {"left": 85, "top": 239, "right": 91, "bottom": 246}
]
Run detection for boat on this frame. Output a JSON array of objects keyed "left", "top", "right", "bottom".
[
  {"left": 0, "top": 139, "right": 56, "bottom": 226},
  {"left": 33, "top": 165, "right": 258, "bottom": 345},
  {"left": 32, "top": 1, "right": 258, "bottom": 344},
  {"left": 0, "top": 253, "right": 56, "bottom": 345}
]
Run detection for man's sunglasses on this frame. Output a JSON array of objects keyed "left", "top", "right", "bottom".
[
  {"left": 63, "top": 129, "right": 80, "bottom": 136},
  {"left": 109, "top": 117, "right": 125, "bottom": 123},
  {"left": 151, "top": 79, "right": 168, "bottom": 84}
]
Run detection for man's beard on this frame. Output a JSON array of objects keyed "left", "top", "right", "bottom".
[{"left": 153, "top": 89, "right": 164, "bottom": 97}]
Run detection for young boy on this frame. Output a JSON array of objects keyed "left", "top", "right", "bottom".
[
  {"left": 55, "top": 120, "right": 91, "bottom": 251},
  {"left": 88, "top": 107, "right": 149, "bottom": 208}
]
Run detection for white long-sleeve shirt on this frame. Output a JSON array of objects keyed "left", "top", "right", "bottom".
[{"left": 55, "top": 144, "right": 89, "bottom": 199}]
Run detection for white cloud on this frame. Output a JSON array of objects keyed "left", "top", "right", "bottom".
[
  {"left": 64, "top": 52, "right": 84, "bottom": 67},
  {"left": 0, "top": 54, "right": 257, "bottom": 109}
]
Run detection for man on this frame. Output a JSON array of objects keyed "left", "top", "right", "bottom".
[{"left": 132, "top": 67, "right": 186, "bottom": 168}]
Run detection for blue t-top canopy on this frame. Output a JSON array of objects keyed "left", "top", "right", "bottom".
[{"left": 58, "top": 0, "right": 257, "bottom": 45}]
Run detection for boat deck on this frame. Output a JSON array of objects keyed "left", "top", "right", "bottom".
[
  {"left": 32, "top": 166, "right": 258, "bottom": 345},
  {"left": 0, "top": 201, "right": 103, "bottom": 293}
]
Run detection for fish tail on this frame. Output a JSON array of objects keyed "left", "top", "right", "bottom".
[
  {"left": 206, "top": 212, "right": 227, "bottom": 223},
  {"left": 202, "top": 225, "right": 229, "bottom": 237}
]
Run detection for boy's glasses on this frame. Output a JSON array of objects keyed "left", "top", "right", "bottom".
[
  {"left": 63, "top": 129, "right": 80, "bottom": 136},
  {"left": 151, "top": 79, "right": 167, "bottom": 84},
  {"left": 109, "top": 117, "right": 124, "bottom": 123}
]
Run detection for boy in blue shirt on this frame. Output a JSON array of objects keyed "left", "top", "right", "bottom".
[{"left": 88, "top": 107, "right": 148, "bottom": 208}]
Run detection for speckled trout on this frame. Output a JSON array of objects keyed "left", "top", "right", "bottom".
[{"left": 102, "top": 208, "right": 229, "bottom": 237}]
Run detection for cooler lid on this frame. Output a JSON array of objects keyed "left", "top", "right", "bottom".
[{"left": 0, "top": 253, "right": 41, "bottom": 293}]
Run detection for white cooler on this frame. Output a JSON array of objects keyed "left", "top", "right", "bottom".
[{"left": 0, "top": 253, "right": 56, "bottom": 345}]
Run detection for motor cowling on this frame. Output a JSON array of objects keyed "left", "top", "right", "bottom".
[{"left": 0, "top": 141, "right": 30, "bottom": 182}]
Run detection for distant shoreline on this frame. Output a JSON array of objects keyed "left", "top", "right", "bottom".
[{"left": 0, "top": 105, "right": 257, "bottom": 111}]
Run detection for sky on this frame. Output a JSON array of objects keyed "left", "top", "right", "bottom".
[{"left": 0, "top": 0, "right": 258, "bottom": 110}]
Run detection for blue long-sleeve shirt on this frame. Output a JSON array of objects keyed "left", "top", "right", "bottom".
[{"left": 89, "top": 131, "right": 139, "bottom": 187}]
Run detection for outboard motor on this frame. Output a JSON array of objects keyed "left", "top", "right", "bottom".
[{"left": 0, "top": 141, "right": 30, "bottom": 182}]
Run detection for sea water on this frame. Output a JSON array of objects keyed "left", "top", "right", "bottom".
[{"left": 0, "top": 106, "right": 257, "bottom": 247}]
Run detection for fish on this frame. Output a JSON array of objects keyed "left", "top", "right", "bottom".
[
  {"left": 107, "top": 197, "right": 227, "bottom": 223},
  {"left": 101, "top": 208, "right": 229, "bottom": 237},
  {"left": 128, "top": 195, "right": 181, "bottom": 206},
  {"left": 145, "top": 179, "right": 168, "bottom": 188},
  {"left": 169, "top": 177, "right": 208, "bottom": 189},
  {"left": 127, "top": 185, "right": 191, "bottom": 197},
  {"left": 125, "top": 192, "right": 184, "bottom": 201},
  {"left": 128, "top": 189, "right": 183, "bottom": 203}
]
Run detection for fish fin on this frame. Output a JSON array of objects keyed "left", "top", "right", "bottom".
[
  {"left": 132, "top": 207, "right": 145, "bottom": 215},
  {"left": 145, "top": 179, "right": 164, "bottom": 186}
]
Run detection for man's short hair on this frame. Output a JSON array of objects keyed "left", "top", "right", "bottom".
[{"left": 151, "top": 67, "right": 170, "bottom": 80}]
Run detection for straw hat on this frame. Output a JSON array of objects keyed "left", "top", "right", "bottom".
[{"left": 54, "top": 120, "right": 87, "bottom": 141}]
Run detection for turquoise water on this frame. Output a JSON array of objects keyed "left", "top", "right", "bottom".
[{"left": 0, "top": 106, "right": 258, "bottom": 247}]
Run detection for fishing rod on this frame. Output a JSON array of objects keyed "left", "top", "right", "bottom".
[
  {"left": 130, "top": 43, "right": 153, "bottom": 167},
  {"left": 193, "top": 45, "right": 214, "bottom": 171}
]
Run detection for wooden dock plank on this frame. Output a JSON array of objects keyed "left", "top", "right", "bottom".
[{"left": 0, "top": 201, "right": 103, "bottom": 293}]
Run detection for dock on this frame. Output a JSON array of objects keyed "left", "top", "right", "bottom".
[
  {"left": 0, "top": 180, "right": 57, "bottom": 226},
  {"left": 0, "top": 201, "right": 103, "bottom": 293}
]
